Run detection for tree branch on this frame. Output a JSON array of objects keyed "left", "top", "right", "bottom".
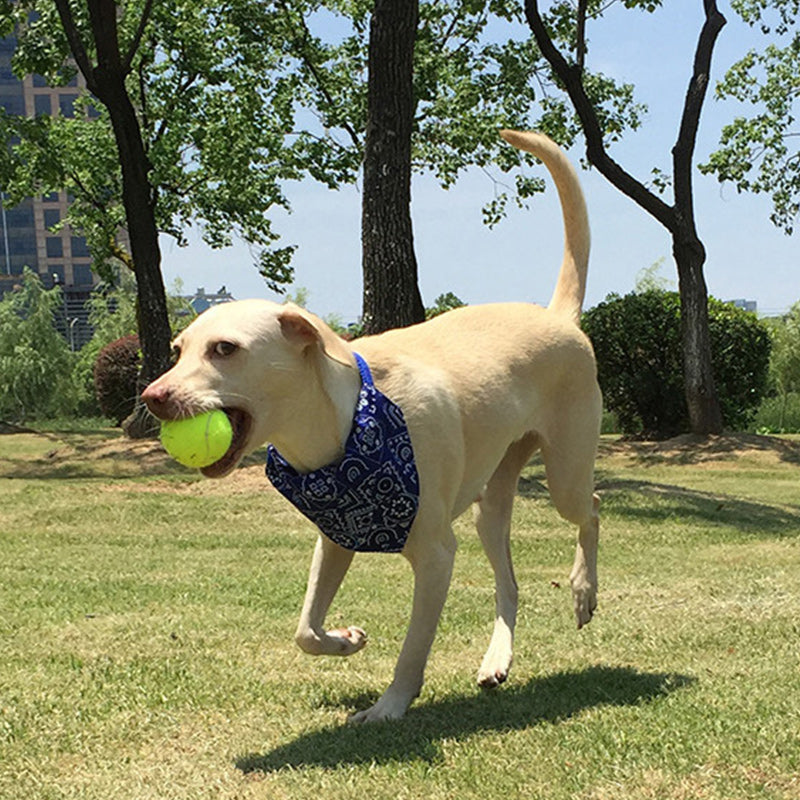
[
  {"left": 122, "top": 0, "right": 154, "bottom": 75},
  {"left": 108, "top": 236, "right": 135, "bottom": 271},
  {"left": 672, "top": 0, "right": 726, "bottom": 232},
  {"left": 86, "top": 0, "right": 123, "bottom": 74},
  {"left": 276, "top": 0, "right": 362, "bottom": 151},
  {"left": 576, "top": 0, "right": 588, "bottom": 73},
  {"left": 523, "top": 0, "right": 676, "bottom": 232},
  {"left": 52, "top": 0, "right": 96, "bottom": 92}
]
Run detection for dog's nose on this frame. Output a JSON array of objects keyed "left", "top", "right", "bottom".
[{"left": 141, "top": 382, "right": 173, "bottom": 417}]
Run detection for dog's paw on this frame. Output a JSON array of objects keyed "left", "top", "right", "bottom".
[
  {"left": 571, "top": 581, "right": 597, "bottom": 629},
  {"left": 347, "top": 690, "right": 411, "bottom": 724},
  {"left": 477, "top": 648, "right": 513, "bottom": 689},
  {"left": 327, "top": 626, "right": 368, "bottom": 655}
]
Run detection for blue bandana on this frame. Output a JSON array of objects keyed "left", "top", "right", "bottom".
[{"left": 265, "top": 353, "right": 420, "bottom": 553}]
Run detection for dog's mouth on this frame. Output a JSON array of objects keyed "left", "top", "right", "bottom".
[{"left": 200, "top": 407, "right": 253, "bottom": 479}]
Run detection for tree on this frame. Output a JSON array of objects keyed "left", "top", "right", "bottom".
[
  {"left": 426, "top": 291, "right": 466, "bottom": 319},
  {"left": 361, "top": 0, "right": 424, "bottom": 334},
  {"left": 0, "top": 2, "right": 645, "bottom": 353},
  {"left": 523, "top": 0, "right": 726, "bottom": 436},
  {"left": 0, "top": 1, "right": 302, "bottom": 434},
  {"left": 274, "top": 0, "right": 641, "bottom": 330},
  {"left": 53, "top": 0, "right": 170, "bottom": 436},
  {"left": 768, "top": 301, "right": 800, "bottom": 428},
  {"left": 701, "top": 0, "right": 800, "bottom": 233},
  {"left": 583, "top": 290, "right": 771, "bottom": 438},
  {"left": 0, "top": 269, "right": 76, "bottom": 421}
]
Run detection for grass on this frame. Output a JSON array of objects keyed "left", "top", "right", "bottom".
[{"left": 1, "top": 426, "right": 799, "bottom": 799}]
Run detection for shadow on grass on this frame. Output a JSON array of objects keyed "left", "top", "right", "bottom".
[
  {"left": 595, "top": 477, "right": 800, "bottom": 538},
  {"left": 517, "top": 462, "right": 800, "bottom": 539},
  {"left": 236, "top": 665, "right": 692, "bottom": 773},
  {"left": 634, "top": 434, "right": 800, "bottom": 467},
  {"left": 1, "top": 425, "right": 272, "bottom": 480}
]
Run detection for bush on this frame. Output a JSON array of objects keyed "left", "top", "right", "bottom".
[
  {"left": 707, "top": 296, "right": 771, "bottom": 431},
  {"left": 753, "top": 392, "right": 800, "bottom": 434},
  {"left": 0, "top": 270, "right": 77, "bottom": 422},
  {"left": 582, "top": 290, "right": 771, "bottom": 439},
  {"left": 93, "top": 335, "right": 141, "bottom": 425}
]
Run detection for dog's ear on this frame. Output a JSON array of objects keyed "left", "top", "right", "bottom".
[{"left": 278, "top": 306, "right": 354, "bottom": 367}]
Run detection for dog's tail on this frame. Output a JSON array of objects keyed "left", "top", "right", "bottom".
[{"left": 500, "top": 130, "right": 590, "bottom": 325}]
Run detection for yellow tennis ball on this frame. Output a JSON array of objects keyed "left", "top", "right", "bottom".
[{"left": 160, "top": 410, "right": 233, "bottom": 468}]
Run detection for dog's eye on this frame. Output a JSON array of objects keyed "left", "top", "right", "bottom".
[
  {"left": 170, "top": 345, "right": 181, "bottom": 365},
  {"left": 213, "top": 341, "right": 238, "bottom": 357}
]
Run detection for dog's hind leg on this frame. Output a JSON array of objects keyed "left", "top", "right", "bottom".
[
  {"left": 541, "top": 397, "right": 601, "bottom": 629},
  {"left": 295, "top": 535, "right": 367, "bottom": 656},
  {"left": 475, "top": 434, "right": 539, "bottom": 688}
]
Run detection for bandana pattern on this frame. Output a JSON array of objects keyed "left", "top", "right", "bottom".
[{"left": 265, "top": 353, "right": 419, "bottom": 553}]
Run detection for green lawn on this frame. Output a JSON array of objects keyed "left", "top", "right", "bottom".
[{"left": 1, "top": 427, "right": 799, "bottom": 799}]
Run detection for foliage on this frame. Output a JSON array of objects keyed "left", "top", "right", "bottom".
[
  {"left": 93, "top": 334, "right": 141, "bottom": 425},
  {"left": 70, "top": 275, "right": 194, "bottom": 418},
  {"left": 425, "top": 291, "right": 466, "bottom": 319},
  {"left": 0, "top": 269, "right": 76, "bottom": 421},
  {"left": 0, "top": 0, "right": 303, "bottom": 289},
  {"left": 286, "top": 0, "right": 644, "bottom": 224},
  {"left": 708, "top": 296, "right": 772, "bottom": 431},
  {"left": 583, "top": 291, "right": 684, "bottom": 438},
  {"left": 0, "top": 0, "right": 646, "bottom": 328},
  {"left": 583, "top": 290, "right": 771, "bottom": 438},
  {"left": 758, "top": 301, "right": 800, "bottom": 431},
  {"left": 633, "top": 258, "right": 674, "bottom": 293},
  {"left": 753, "top": 391, "right": 800, "bottom": 433},
  {"left": 767, "top": 301, "right": 800, "bottom": 398},
  {"left": 701, "top": 0, "right": 800, "bottom": 233}
]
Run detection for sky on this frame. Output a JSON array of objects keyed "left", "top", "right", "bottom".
[{"left": 159, "top": 2, "right": 798, "bottom": 323}]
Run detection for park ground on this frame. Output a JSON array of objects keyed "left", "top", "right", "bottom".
[{"left": 0, "top": 425, "right": 799, "bottom": 799}]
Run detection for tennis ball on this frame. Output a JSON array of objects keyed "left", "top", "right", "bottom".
[{"left": 160, "top": 409, "right": 233, "bottom": 469}]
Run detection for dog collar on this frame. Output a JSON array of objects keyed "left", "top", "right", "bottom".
[{"left": 265, "top": 353, "right": 420, "bottom": 553}]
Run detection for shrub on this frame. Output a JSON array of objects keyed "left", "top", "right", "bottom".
[
  {"left": 582, "top": 290, "right": 771, "bottom": 438},
  {"left": 93, "top": 334, "right": 141, "bottom": 425},
  {"left": 0, "top": 269, "right": 77, "bottom": 422},
  {"left": 707, "top": 296, "right": 771, "bottom": 431},
  {"left": 753, "top": 392, "right": 800, "bottom": 434}
]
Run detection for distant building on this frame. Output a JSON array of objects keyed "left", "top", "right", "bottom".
[
  {"left": 186, "top": 286, "right": 235, "bottom": 315},
  {"left": 0, "top": 34, "right": 97, "bottom": 349},
  {"left": 729, "top": 299, "right": 758, "bottom": 314}
]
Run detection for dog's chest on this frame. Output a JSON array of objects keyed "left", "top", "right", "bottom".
[{"left": 266, "top": 354, "right": 420, "bottom": 553}]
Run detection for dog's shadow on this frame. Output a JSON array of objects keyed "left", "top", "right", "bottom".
[{"left": 236, "top": 665, "right": 693, "bottom": 773}]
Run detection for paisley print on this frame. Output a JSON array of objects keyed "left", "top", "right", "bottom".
[{"left": 265, "top": 353, "right": 420, "bottom": 553}]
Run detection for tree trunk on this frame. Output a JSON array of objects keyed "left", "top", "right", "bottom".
[
  {"left": 96, "top": 78, "right": 171, "bottom": 437},
  {"left": 361, "top": 0, "right": 425, "bottom": 335},
  {"left": 670, "top": 0, "right": 726, "bottom": 435},
  {"left": 673, "top": 234, "right": 724, "bottom": 435},
  {"left": 55, "top": 0, "right": 172, "bottom": 438},
  {"left": 523, "top": 0, "right": 726, "bottom": 436}
]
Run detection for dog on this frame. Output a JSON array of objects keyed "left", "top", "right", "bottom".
[{"left": 141, "top": 130, "right": 602, "bottom": 723}]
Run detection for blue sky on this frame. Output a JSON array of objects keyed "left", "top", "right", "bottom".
[{"left": 160, "top": 2, "right": 798, "bottom": 322}]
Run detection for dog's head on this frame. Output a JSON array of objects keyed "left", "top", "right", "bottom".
[{"left": 141, "top": 299, "right": 355, "bottom": 477}]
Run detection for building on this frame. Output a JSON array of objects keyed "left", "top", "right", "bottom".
[
  {"left": 186, "top": 286, "right": 235, "bottom": 315},
  {"left": 0, "top": 34, "right": 97, "bottom": 349},
  {"left": 729, "top": 299, "right": 758, "bottom": 314}
]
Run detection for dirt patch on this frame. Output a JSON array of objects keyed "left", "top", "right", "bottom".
[
  {"left": 599, "top": 433, "right": 800, "bottom": 467},
  {"left": 99, "top": 463, "right": 271, "bottom": 495}
]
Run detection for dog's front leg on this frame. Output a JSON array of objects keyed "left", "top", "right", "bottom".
[
  {"left": 295, "top": 535, "right": 367, "bottom": 656},
  {"left": 349, "top": 526, "right": 457, "bottom": 724}
]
